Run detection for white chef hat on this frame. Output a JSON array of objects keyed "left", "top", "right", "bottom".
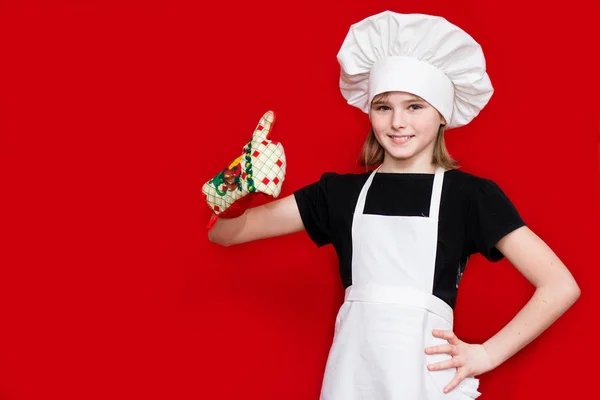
[{"left": 337, "top": 11, "right": 494, "bottom": 129}]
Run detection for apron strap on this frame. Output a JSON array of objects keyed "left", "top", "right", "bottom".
[
  {"left": 345, "top": 283, "right": 454, "bottom": 325},
  {"left": 354, "top": 165, "right": 382, "bottom": 217},
  {"left": 428, "top": 166, "right": 445, "bottom": 222}
]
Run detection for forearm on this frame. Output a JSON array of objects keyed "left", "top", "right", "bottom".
[
  {"left": 207, "top": 211, "right": 250, "bottom": 246},
  {"left": 482, "top": 283, "right": 580, "bottom": 369},
  {"left": 207, "top": 195, "right": 305, "bottom": 246}
]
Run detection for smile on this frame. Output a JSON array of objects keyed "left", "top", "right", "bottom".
[{"left": 388, "top": 134, "right": 415, "bottom": 144}]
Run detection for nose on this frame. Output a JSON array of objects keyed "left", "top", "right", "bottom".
[{"left": 391, "top": 109, "right": 407, "bottom": 130}]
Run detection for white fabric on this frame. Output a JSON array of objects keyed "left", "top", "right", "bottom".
[
  {"left": 369, "top": 56, "right": 455, "bottom": 126},
  {"left": 319, "top": 166, "right": 482, "bottom": 399},
  {"left": 337, "top": 11, "right": 494, "bottom": 129}
]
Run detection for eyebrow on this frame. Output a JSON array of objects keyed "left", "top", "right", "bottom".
[{"left": 371, "top": 96, "right": 425, "bottom": 106}]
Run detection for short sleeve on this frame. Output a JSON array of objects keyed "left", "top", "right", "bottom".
[
  {"left": 468, "top": 179, "right": 526, "bottom": 262},
  {"left": 293, "top": 172, "right": 337, "bottom": 247}
]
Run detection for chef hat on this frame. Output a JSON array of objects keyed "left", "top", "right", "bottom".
[{"left": 337, "top": 11, "right": 494, "bottom": 129}]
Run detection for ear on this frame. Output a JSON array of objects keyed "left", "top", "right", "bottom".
[{"left": 441, "top": 116, "right": 447, "bottom": 126}]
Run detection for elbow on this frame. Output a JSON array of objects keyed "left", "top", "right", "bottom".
[
  {"left": 536, "top": 279, "right": 581, "bottom": 309},
  {"left": 551, "top": 280, "right": 581, "bottom": 307},
  {"left": 567, "top": 282, "right": 581, "bottom": 304},
  {"left": 562, "top": 274, "right": 581, "bottom": 304},
  {"left": 563, "top": 284, "right": 581, "bottom": 310}
]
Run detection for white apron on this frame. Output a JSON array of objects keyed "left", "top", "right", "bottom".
[{"left": 320, "top": 166, "right": 482, "bottom": 400}]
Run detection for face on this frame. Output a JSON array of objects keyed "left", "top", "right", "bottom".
[{"left": 369, "top": 91, "right": 446, "bottom": 165}]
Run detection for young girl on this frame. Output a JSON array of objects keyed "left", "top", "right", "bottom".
[{"left": 208, "top": 11, "right": 580, "bottom": 400}]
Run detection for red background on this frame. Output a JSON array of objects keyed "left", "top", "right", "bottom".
[{"left": 0, "top": 1, "right": 597, "bottom": 399}]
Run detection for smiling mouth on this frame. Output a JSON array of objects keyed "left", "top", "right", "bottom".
[{"left": 388, "top": 134, "right": 415, "bottom": 144}]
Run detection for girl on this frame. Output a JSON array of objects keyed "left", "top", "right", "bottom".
[{"left": 208, "top": 11, "right": 580, "bottom": 400}]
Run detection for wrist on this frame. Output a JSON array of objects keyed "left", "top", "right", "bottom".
[{"left": 481, "top": 341, "right": 503, "bottom": 370}]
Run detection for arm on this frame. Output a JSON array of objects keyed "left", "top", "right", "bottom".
[
  {"left": 427, "top": 225, "right": 581, "bottom": 392},
  {"left": 208, "top": 194, "right": 305, "bottom": 247},
  {"left": 482, "top": 225, "right": 581, "bottom": 369}
]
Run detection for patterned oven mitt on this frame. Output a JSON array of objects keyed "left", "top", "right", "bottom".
[{"left": 202, "top": 110, "right": 286, "bottom": 230}]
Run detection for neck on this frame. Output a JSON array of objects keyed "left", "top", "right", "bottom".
[{"left": 378, "top": 153, "right": 437, "bottom": 174}]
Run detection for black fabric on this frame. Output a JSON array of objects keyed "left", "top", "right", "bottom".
[{"left": 293, "top": 169, "right": 526, "bottom": 308}]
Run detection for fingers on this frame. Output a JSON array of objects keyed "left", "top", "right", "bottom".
[
  {"left": 443, "top": 370, "right": 469, "bottom": 394},
  {"left": 431, "top": 329, "right": 460, "bottom": 345},
  {"left": 424, "top": 343, "right": 454, "bottom": 355},
  {"left": 426, "top": 332, "right": 480, "bottom": 394},
  {"left": 427, "top": 361, "right": 470, "bottom": 394},
  {"left": 427, "top": 357, "right": 458, "bottom": 372}
]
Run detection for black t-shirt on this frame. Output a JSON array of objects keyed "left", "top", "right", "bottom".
[{"left": 293, "top": 169, "right": 526, "bottom": 309}]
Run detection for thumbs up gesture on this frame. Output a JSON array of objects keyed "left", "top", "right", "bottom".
[{"left": 202, "top": 111, "right": 287, "bottom": 229}]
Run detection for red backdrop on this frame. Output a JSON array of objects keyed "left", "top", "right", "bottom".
[{"left": 0, "top": 1, "right": 597, "bottom": 399}]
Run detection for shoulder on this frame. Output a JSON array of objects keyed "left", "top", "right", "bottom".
[
  {"left": 444, "top": 168, "right": 504, "bottom": 195},
  {"left": 452, "top": 168, "right": 524, "bottom": 227},
  {"left": 294, "top": 169, "right": 372, "bottom": 202},
  {"left": 442, "top": 169, "right": 519, "bottom": 218},
  {"left": 312, "top": 170, "right": 372, "bottom": 190}
]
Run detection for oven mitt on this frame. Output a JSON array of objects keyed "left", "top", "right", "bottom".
[{"left": 202, "top": 110, "right": 286, "bottom": 230}]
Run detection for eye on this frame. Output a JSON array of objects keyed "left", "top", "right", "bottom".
[
  {"left": 376, "top": 105, "right": 391, "bottom": 111},
  {"left": 408, "top": 104, "right": 423, "bottom": 111}
]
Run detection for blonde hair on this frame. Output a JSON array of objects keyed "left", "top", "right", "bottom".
[{"left": 359, "top": 93, "right": 459, "bottom": 170}]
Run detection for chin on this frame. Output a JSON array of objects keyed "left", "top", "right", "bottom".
[
  {"left": 383, "top": 147, "right": 416, "bottom": 161},
  {"left": 385, "top": 152, "right": 415, "bottom": 161}
]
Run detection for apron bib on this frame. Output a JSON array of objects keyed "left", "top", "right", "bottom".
[{"left": 320, "top": 166, "right": 481, "bottom": 400}]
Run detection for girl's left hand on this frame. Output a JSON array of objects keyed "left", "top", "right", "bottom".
[{"left": 425, "top": 329, "right": 495, "bottom": 393}]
